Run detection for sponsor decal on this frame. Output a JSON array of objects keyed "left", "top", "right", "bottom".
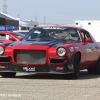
[
  {"left": 56, "top": 67, "right": 63, "bottom": 70},
  {"left": 86, "top": 48, "right": 93, "bottom": 52},
  {"left": 0, "top": 65, "right": 5, "bottom": 68},
  {"left": 68, "top": 64, "right": 73, "bottom": 70},
  {"left": 23, "top": 67, "right": 35, "bottom": 71},
  {"left": 74, "top": 47, "right": 79, "bottom": 50},
  {"left": 43, "top": 27, "right": 65, "bottom": 30},
  {"left": 69, "top": 47, "right": 74, "bottom": 52}
]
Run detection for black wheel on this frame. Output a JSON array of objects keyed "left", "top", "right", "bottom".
[
  {"left": 0, "top": 72, "right": 16, "bottom": 78},
  {"left": 70, "top": 54, "right": 80, "bottom": 79},
  {"left": 88, "top": 57, "right": 100, "bottom": 74},
  {"left": 64, "top": 53, "right": 80, "bottom": 79},
  {"left": 88, "top": 68, "right": 95, "bottom": 74},
  {"left": 64, "top": 54, "right": 80, "bottom": 79}
]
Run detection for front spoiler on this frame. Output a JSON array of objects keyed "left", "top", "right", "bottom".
[{"left": 0, "top": 64, "right": 74, "bottom": 74}]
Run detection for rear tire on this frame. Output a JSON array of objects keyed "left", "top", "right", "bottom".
[
  {"left": 0, "top": 72, "right": 16, "bottom": 78},
  {"left": 88, "top": 57, "right": 100, "bottom": 74}
]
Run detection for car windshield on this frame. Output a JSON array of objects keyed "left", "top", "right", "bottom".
[
  {"left": 13, "top": 32, "right": 25, "bottom": 38},
  {"left": 23, "top": 28, "right": 81, "bottom": 42}
]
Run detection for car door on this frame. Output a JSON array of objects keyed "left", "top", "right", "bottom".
[{"left": 80, "top": 29, "right": 98, "bottom": 68}]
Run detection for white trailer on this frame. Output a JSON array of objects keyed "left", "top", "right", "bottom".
[{"left": 74, "top": 20, "right": 100, "bottom": 42}]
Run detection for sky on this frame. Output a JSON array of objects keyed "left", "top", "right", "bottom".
[{"left": 0, "top": 0, "right": 100, "bottom": 25}]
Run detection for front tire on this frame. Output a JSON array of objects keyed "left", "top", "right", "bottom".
[
  {"left": 65, "top": 53, "right": 80, "bottom": 79},
  {"left": 0, "top": 72, "right": 16, "bottom": 78},
  {"left": 70, "top": 54, "right": 80, "bottom": 79}
]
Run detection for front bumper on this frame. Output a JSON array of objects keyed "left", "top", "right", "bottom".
[
  {"left": 0, "top": 56, "right": 74, "bottom": 74},
  {"left": 0, "top": 64, "right": 74, "bottom": 74}
]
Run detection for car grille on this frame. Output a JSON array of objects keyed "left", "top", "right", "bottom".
[{"left": 14, "top": 50, "right": 46, "bottom": 64}]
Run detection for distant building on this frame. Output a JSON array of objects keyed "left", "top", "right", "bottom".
[
  {"left": 0, "top": 12, "right": 29, "bottom": 30},
  {"left": 22, "top": 20, "right": 38, "bottom": 29}
]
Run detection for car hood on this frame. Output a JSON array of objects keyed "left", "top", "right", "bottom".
[{"left": 7, "top": 40, "right": 66, "bottom": 48}]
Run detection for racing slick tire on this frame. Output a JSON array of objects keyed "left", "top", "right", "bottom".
[
  {"left": 66, "top": 53, "right": 80, "bottom": 79},
  {"left": 71, "top": 53, "right": 80, "bottom": 79},
  {"left": 88, "top": 57, "right": 100, "bottom": 74},
  {"left": 0, "top": 72, "right": 16, "bottom": 78}
]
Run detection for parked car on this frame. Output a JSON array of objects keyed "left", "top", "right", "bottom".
[
  {"left": 0, "top": 26, "right": 100, "bottom": 79},
  {"left": 0, "top": 31, "right": 25, "bottom": 42},
  {"left": 13, "top": 30, "right": 29, "bottom": 35}
]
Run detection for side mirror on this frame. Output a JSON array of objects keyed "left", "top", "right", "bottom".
[{"left": 85, "top": 38, "right": 91, "bottom": 42}]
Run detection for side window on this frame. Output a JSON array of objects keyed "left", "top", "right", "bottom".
[
  {"left": 0, "top": 34, "right": 6, "bottom": 40},
  {"left": 81, "top": 30, "right": 93, "bottom": 42},
  {"left": 0, "top": 34, "right": 13, "bottom": 40},
  {"left": 28, "top": 30, "right": 41, "bottom": 39}
]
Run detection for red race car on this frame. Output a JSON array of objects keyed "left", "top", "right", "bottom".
[
  {"left": 0, "top": 31, "right": 25, "bottom": 42},
  {"left": 0, "top": 26, "right": 100, "bottom": 79}
]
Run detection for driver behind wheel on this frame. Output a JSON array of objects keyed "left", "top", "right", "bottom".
[{"left": 60, "top": 31, "right": 71, "bottom": 41}]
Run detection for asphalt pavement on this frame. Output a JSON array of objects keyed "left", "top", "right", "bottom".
[{"left": 0, "top": 70, "right": 100, "bottom": 100}]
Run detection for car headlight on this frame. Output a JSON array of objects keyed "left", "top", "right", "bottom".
[
  {"left": 57, "top": 47, "right": 66, "bottom": 56},
  {"left": 0, "top": 46, "right": 4, "bottom": 55}
]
